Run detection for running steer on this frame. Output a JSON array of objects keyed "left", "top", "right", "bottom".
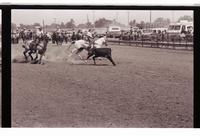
[{"left": 87, "top": 48, "right": 116, "bottom": 66}]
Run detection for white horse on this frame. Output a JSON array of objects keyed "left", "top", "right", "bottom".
[
  {"left": 68, "top": 36, "right": 107, "bottom": 60},
  {"left": 68, "top": 39, "right": 90, "bottom": 60}
]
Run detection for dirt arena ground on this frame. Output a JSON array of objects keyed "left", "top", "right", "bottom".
[
  {"left": 11, "top": 42, "right": 193, "bottom": 127},
  {"left": 0, "top": 61, "right": 2, "bottom": 127},
  {"left": 0, "top": 64, "right": 1, "bottom": 127}
]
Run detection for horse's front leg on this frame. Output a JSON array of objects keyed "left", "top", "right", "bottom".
[
  {"left": 78, "top": 54, "right": 87, "bottom": 63},
  {"left": 38, "top": 54, "right": 44, "bottom": 64},
  {"left": 92, "top": 56, "right": 97, "bottom": 65},
  {"left": 67, "top": 43, "right": 72, "bottom": 50},
  {"left": 75, "top": 48, "right": 87, "bottom": 63},
  {"left": 34, "top": 50, "right": 38, "bottom": 60},
  {"left": 56, "top": 40, "right": 58, "bottom": 46},
  {"left": 68, "top": 48, "right": 77, "bottom": 57},
  {"left": 75, "top": 48, "right": 84, "bottom": 59},
  {"left": 28, "top": 50, "right": 34, "bottom": 60},
  {"left": 23, "top": 49, "right": 28, "bottom": 61},
  {"left": 86, "top": 52, "right": 94, "bottom": 63}
]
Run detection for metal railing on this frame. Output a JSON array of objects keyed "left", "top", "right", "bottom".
[{"left": 107, "top": 33, "right": 193, "bottom": 50}]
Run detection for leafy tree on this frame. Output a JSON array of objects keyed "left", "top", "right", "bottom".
[
  {"left": 94, "top": 18, "right": 112, "bottom": 28},
  {"left": 136, "top": 21, "right": 145, "bottom": 29},
  {"left": 19, "top": 23, "right": 25, "bottom": 28},
  {"left": 77, "top": 23, "right": 87, "bottom": 28},
  {"left": 33, "top": 23, "right": 41, "bottom": 27},
  {"left": 153, "top": 17, "right": 170, "bottom": 27},
  {"left": 145, "top": 22, "right": 151, "bottom": 28},
  {"left": 66, "top": 19, "right": 76, "bottom": 28},
  {"left": 129, "top": 20, "right": 136, "bottom": 27},
  {"left": 178, "top": 15, "right": 193, "bottom": 22},
  {"left": 86, "top": 22, "right": 94, "bottom": 28},
  {"left": 50, "top": 23, "right": 58, "bottom": 29},
  {"left": 60, "top": 22, "right": 65, "bottom": 29}
]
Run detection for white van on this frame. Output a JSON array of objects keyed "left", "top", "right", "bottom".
[
  {"left": 107, "top": 26, "right": 121, "bottom": 32},
  {"left": 107, "top": 26, "right": 121, "bottom": 38},
  {"left": 167, "top": 20, "right": 193, "bottom": 35}
]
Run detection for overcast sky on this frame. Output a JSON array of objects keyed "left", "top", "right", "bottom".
[
  {"left": 12, "top": 10, "right": 193, "bottom": 26},
  {"left": 0, "top": 11, "right": 1, "bottom": 23}
]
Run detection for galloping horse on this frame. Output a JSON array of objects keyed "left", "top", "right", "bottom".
[
  {"left": 68, "top": 39, "right": 90, "bottom": 60},
  {"left": 52, "top": 32, "right": 57, "bottom": 44},
  {"left": 55, "top": 32, "right": 65, "bottom": 45},
  {"left": 68, "top": 36, "right": 108, "bottom": 60},
  {"left": 19, "top": 31, "right": 26, "bottom": 43},
  {"left": 34, "top": 34, "right": 51, "bottom": 64},
  {"left": 22, "top": 34, "right": 51, "bottom": 64},
  {"left": 19, "top": 30, "right": 33, "bottom": 43}
]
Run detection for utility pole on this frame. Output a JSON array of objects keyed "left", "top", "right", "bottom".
[
  {"left": 172, "top": 11, "right": 174, "bottom": 23},
  {"left": 92, "top": 11, "right": 95, "bottom": 28},
  {"left": 53, "top": 18, "right": 57, "bottom": 29},
  {"left": 128, "top": 11, "right": 130, "bottom": 27},
  {"left": 86, "top": 14, "right": 89, "bottom": 29},
  {"left": 87, "top": 14, "right": 89, "bottom": 23},
  {"left": 116, "top": 12, "right": 118, "bottom": 22},
  {"left": 42, "top": 19, "right": 45, "bottom": 32},
  {"left": 150, "top": 10, "right": 152, "bottom": 28}
]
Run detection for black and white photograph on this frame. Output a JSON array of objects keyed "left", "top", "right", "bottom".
[
  {"left": 11, "top": 9, "right": 193, "bottom": 127},
  {"left": 0, "top": 10, "right": 1, "bottom": 127}
]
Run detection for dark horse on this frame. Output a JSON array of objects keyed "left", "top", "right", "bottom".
[
  {"left": 19, "top": 31, "right": 33, "bottom": 43},
  {"left": 52, "top": 32, "right": 57, "bottom": 44},
  {"left": 19, "top": 31, "right": 26, "bottom": 43},
  {"left": 52, "top": 32, "right": 64, "bottom": 45},
  {"left": 22, "top": 34, "right": 50, "bottom": 64}
]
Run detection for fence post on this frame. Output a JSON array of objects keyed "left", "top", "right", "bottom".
[
  {"left": 185, "top": 35, "right": 188, "bottom": 50},
  {"left": 135, "top": 34, "right": 138, "bottom": 47},
  {"left": 161, "top": 33, "right": 164, "bottom": 48},
  {"left": 142, "top": 35, "right": 143, "bottom": 47},
  {"left": 172, "top": 37, "right": 175, "bottom": 49},
  {"left": 167, "top": 33, "right": 169, "bottom": 48},
  {"left": 156, "top": 34, "right": 159, "bottom": 48},
  {"left": 192, "top": 35, "right": 193, "bottom": 50}
]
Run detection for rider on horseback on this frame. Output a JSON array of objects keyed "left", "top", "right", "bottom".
[
  {"left": 32, "top": 26, "right": 44, "bottom": 52},
  {"left": 71, "top": 29, "right": 77, "bottom": 44},
  {"left": 76, "top": 29, "right": 83, "bottom": 40},
  {"left": 86, "top": 29, "right": 95, "bottom": 48}
]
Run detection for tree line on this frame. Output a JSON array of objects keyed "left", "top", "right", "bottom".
[{"left": 11, "top": 15, "right": 193, "bottom": 30}]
